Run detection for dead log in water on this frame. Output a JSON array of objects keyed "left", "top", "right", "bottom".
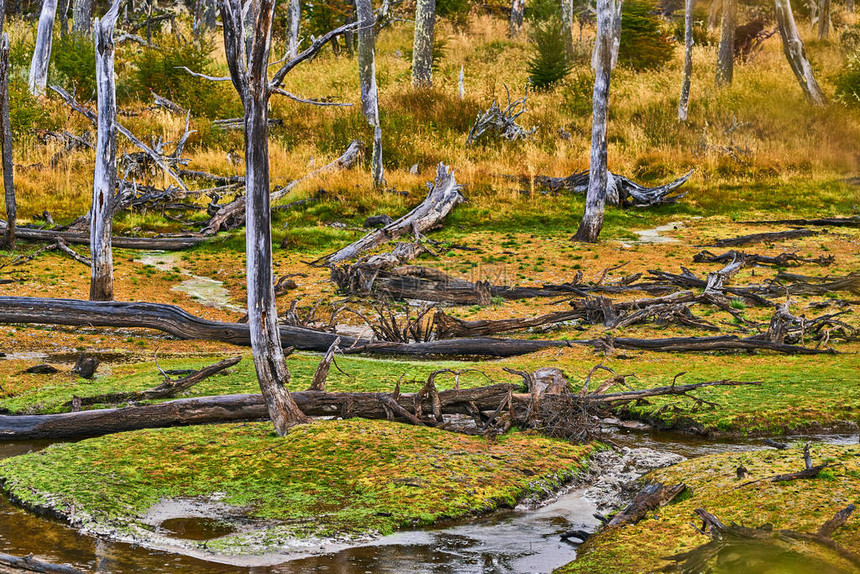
[{"left": 607, "top": 482, "right": 687, "bottom": 527}]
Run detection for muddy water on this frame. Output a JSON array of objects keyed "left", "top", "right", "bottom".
[
  {"left": 135, "top": 252, "right": 244, "bottom": 313},
  {"left": 0, "top": 431, "right": 856, "bottom": 573}
]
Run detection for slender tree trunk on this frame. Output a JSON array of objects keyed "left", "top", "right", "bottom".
[
  {"left": 715, "top": 0, "right": 735, "bottom": 85},
  {"left": 708, "top": 0, "right": 721, "bottom": 30},
  {"left": 71, "top": 0, "right": 92, "bottom": 34},
  {"left": 678, "top": 0, "right": 694, "bottom": 121},
  {"left": 356, "top": 0, "right": 384, "bottom": 187},
  {"left": 775, "top": 0, "right": 827, "bottom": 105},
  {"left": 412, "top": 0, "right": 435, "bottom": 87},
  {"left": 573, "top": 0, "right": 619, "bottom": 243},
  {"left": 90, "top": 0, "right": 120, "bottom": 301},
  {"left": 561, "top": 0, "right": 574, "bottom": 56},
  {"left": 205, "top": 0, "right": 217, "bottom": 27},
  {"left": 847, "top": 0, "right": 854, "bottom": 15},
  {"left": 287, "top": 0, "right": 300, "bottom": 58},
  {"left": 0, "top": 34, "right": 13, "bottom": 251},
  {"left": 818, "top": 0, "right": 829, "bottom": 39},
  {"left": 510, "top": 0, "right": 524, "bottom": 37},
  {"left": 28, "top": 0, "right": 59, "bottom": 96},
  {"left": 58, "top": 0, "right": 69, "bottom": 36}
]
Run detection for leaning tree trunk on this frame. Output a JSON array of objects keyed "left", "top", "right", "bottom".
[
  {"left": 89, "top": 0, "right": 120, "bottom": 302},
  {"left": 561, "top": 0, "right": 575, "bottom": 56},
  {"left": 573, "top": 0, "right": 619, "bottom": 243},
  {"left": 28, "top": 0, "right": 59, "bottom": 96},
  {"left": 678, "top": 0, "right": 694, "bottom": 121},
  {"left": 412, "top": 0, "right": 435, "bottom": 87},
  {"left": 71, "top": 0, "right": 93, "bottom": 34},
  {"left": 775, "top": 0, "right": 827, "bottom": 105},
  {"left": 288, "top": 0, "right": 300, "bottom": 58},
  {"left": 818, "top": 0, "right": 829, "bottom": 39},
  {"left": 510, "top": 0, "right": 524, "bottom": 37},
  {"left": 356, "top": 0, "right": 384, "bottom": 187},
  {"left": 715, "top": 0, "right": 735, "bottom": 85},
  {"left": 0, "top": 34, "right": 13, "bottom": 251}
]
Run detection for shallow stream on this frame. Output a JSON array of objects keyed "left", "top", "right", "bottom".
[{"left": 0, "top": 430, "right": 856, "bottom": 573}]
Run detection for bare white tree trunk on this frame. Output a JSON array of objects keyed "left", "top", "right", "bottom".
[
  {"left": 715, "top": 0, "right": 735, "bottom": 85},
  {"left": 412, "top": 0, "right": 435, "bottom": 87},
  {"left": 775, "top": 0, "right": 827, "bottom": 105},
  {"left": 71, "top": 0, "right": 93, "bottom": 34},
  {"left": 356, "top": 0, "right": 383, "bottom": 187},
  {"left": 458, "top": 65, "right": 464, "bottom": 99},
  {"left": 219, "top": 0, "right": 311, "bottom": 436},
  {"left": 90, "top": 0, "right": 121, "bottom": 301},
  {"left": 288, "top": 0, "right": 301, "bottom": 58},
  {"left": 510, "top": 0, "right": 524, "bottom": 37},
  {"left": 574, "top": 0, "right": 621, "bottom": 243},
  {"left": 678, "top": 0, "right": 694, "bottom": 121},
  {"left": 0, "top": 34, "right": 14, "bottom": 251},
  {"left": 561, "top": 0, "right": 574, "bottom": 55},
  {"left": 29, "top": 0, "right": 59, "bottom": 96},
  {"left": 818, "top": 0, "right": 829, "bottom": 39}
]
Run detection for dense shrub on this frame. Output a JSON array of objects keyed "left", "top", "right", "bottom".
[
  {"left": 526, "top": 0, "right": 561, "bottom": 22},
  {"left": 437, "top": 0, "right": 471, "bottom": 29},
  {"left": 527, "top": 19, "right": 573, "bottom": 89},
  {"left": 9, "top": 79, "right": 55, "bottom": 136},
  {"left": 50, "top": 34, "right": 97, "bottom": 99},
  {"left": 127, "top": 36, "right": 240, "bottom": 118},
  {"left": 670, "top": 5, "right": 715, "bottom": 47},
  {"left": 618, "top": 0, "right": 674, "bottom": 70},
  {"left": 835, "top": 52, "right": 860, "bottom": 107}
]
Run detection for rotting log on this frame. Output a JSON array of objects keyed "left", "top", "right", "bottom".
[
  {"left": 321, "top": 163, "right": 464, "bottom": 264},
  {"left": 713, "top": 228, "right": 817, "bottom": 247},
  {"left": 737, "top": 216, "right": 859, "bottom": 227},
  {"left": 525, "top": 169, "right": 693, "bottom": 207},
  {"left": 0, "top": 552, "right": 84, "bottom": 574},
  {"left": 607, "top": 482, "right": 687, "bottom": 527},
  {"left": 0, "top": 223, "right": 205, "bottom": 250}
]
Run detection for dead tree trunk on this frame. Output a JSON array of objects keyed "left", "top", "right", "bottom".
[
  {"left": 715, "top": 0, "right": 735, "bottom": 85},
  {"left": 510, "top": 0, "right": 524, "bottom": 36},
  {"left": 818, "top": 0, "right": 829, "bottom": 39},
  {"left": 847, "top": 0, "right": 854, "bottom": 15},
  {"left": 775, "top": 0, "right": 827, "bottom": 105},
  {"left": 89, "top": 0, "right": 120, "bottom": 302},
  {"left": 0, "top": 34, "right": 14, "bottom": 251},
  {"left": 412, "top": 0, "right": 435, "bottom": 87},
  {"left": 356, "top": 0, "right": 384, "bottom": 187},
  {"left": 678, "top": 0, "right": 694, "bottom": 121},
  {"left": 71, "top": 0, "right": 93, "bottom": 34},
  {"left": 561, "top": 0, "right": 575, "bottom": 56},
  {"left": 708, "top": 0, "right": 721, "bottom": 29},
  {"left": 28, "top": 0, "right": 58, "bottom": 96},
  {"left": 288, "top": 0, "right": 300, "bottom": 58},
  {"left": 573, "top": 0, "right": 619, "bottom": 243}
]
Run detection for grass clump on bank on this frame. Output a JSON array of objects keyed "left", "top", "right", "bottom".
[
  {"left": 558, "top": 443, "right": 860, "bottom": 573},
  {"left": 0, "top": 420, "right": 592, "bottom": 552}
]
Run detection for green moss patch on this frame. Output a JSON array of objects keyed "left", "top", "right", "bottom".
[
  {"left": 559, "top": 444, "right": 860, "bottom": 573},
  {"left": 0, "top": 420, "right": 591, "bottom": 553}
]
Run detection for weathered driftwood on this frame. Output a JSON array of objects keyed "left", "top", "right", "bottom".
[
  {"left": 0, "top": 375, "right": 759, "bottom": 440},
  {"left": 607, "top": 482, "right": 687, "bottom": 527},
  {"left": 0, "top": 297, "right": 833, "bottom": 357},
  {"left": 663, "top": 506, "right": 860, "bottom": 572},
  {"left": 693, "top": 249, "right": 834, "bottom": 267},
  {"left": 774, "top": 271, "right": 860, "bottom": 296},
  {"left": 203, "top": 139, "right": 362, "bottom": 234},
  {"left": 526, "top": 169, "right": 694, "bottom": 207},
  {"left": 713, "top": 228, "right": 817, "bottom": 247},
  {"left": 62, "top": 356, "right": 240, "bottom": 409},
  {"left": 322, "top": 163, "right": 464, "bottom": 264},
  {"left": 466, "top": 86, "right": 536, "bottom": 146},
  {"left": 0, "top": 223, "right": 205, "bottom": 250}
]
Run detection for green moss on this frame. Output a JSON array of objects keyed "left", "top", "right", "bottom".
[{"left": 0, "top": 421, "right": 592, "bottom": 548}]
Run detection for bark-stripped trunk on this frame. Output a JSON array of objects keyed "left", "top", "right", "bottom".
[
  {"left": 715, "top": 0, "right": 735, "bottom": 85},
  {"left": 0, "top": 34, "right": 13, "bottom": 251},
  {"left": 28, "top": 0, "right": 59, "bottom": 96},
  {"left": 775, "top": 0, "right": 827, "bottom": 105},
  {"left": 220, "top": 0, "right": 311, "bottom": 435},
  {"left": 510, "top": 0, "right": 524, "bottom": 37},
  {"left": 58, "top": 0, "right": 69, "bottom": 37},
  {"left": 574, "top": 0, "right": 619, "bottom": 243},
  {"left": 89, "top": 0, "right": 120, "bottom": 302},
  {"left": 71, "top": 0, "right": 93, "bottom": 34},
  {"left": 356, "top": 0, "right": 383, "bottom": 187},
  {"left": 288, "top": 0, "right": 300, "bottom": 58},
  {"left": 818, "top": 0, "right": 829, "bottom": 39},
  {"left": 708, "top": 0, "right": 721, "bottom": 29},
  {"left": 412, "top": 0, "right": 435, "bottom": 87},
  {"left": 678, "top": 0, "right": 694, "bottom": 121},
  {"left": 561, "top": 0, "right": 574, "bottom": 55}
]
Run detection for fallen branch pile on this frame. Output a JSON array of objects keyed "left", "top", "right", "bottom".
[{"left": 521, "top": 169, "right": 694, "bottom": 206}]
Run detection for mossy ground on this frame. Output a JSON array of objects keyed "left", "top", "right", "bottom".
[
  {"left": 558, "top": 443, "right": 860, "bottom": 573},
  {"left": 0, "top": 420, "right": 592, "bottom": 550}
]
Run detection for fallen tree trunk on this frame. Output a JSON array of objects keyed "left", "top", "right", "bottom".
[
  {"left": 202, "top": 139, "right": 362, "bottom": 234},
  {"left": 737, "top": 216, "right": 859, "bottom": 228},
  {"left": 0, "top": 552, "right": 84, "bottom": 574},
  {"left": 0, "top": 223, "right": 205, "bottom": 250},
  {"left": 524, "top": 169, "right": 694, "bottom": 206},
  {"left": 713, "top": 228, "right": 817, "bottom": 247},
  {"left": 0, "top": 297, "right": 835, "bottom": 356},
  {"left": 607, "top": 482, "right": 687, "bottom": 527},
  {"left": 321, "top": 163, "right": 464, "bottom": 264}
]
